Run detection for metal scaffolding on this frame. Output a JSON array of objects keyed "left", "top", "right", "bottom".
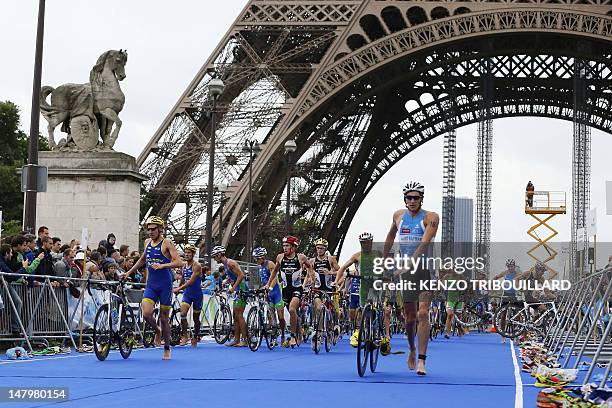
[
  {"left": 441, "top": 129, "right": 457, "bottom": 259},
  {"left": 475, "top": 67, "right": 493, "bottom": 274},
  {"left": 570, "top": 56, "right": 592, "bottom": 281}
]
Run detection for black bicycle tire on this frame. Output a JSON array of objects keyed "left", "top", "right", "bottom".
[
  {"left": 370, "top": 309, "right": 380, "bottom": 373},
  {"left": 93, "top": 304, "right": 111, "bottom": 361},
  {"left": 118, "top": 306, "right": 135, "bottom": 359},
  {"left": 494, "top": 303, "right": 527, "bottom": 338},
  {"left": 357, "top": 305, "right": 371, "bottom": 377},
  {"left": 213, "top": 305, "right": 232, "bottom": 344},
  {"left": 246, "top": 306, "right": 261, "bottom": 352}
]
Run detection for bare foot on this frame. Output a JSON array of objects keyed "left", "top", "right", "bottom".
[
  {"left": 162, "top": 348, "right": 171, "bottom": 360},
  {"left": 408, "top": 348, "right": 416, "bottom": 370},
  {"left": 191, "top": 338, "right": 198, "bottom": 348},
  {"left": 417, "top": 359, "right": 427, "bottom": 375},
  {"left": 179, "top": 335, "right": 189, "bottom": 346},
  {"left": 153, "top": 329, "right": 162, "bottom": 347}
]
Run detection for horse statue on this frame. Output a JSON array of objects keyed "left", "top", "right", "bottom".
[{"left": 40, "top": 49, "right": 127, "bottom": 150}]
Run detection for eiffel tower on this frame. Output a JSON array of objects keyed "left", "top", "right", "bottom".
[{"left": 137, "top": 0, "right": 612, "bottom": 257}]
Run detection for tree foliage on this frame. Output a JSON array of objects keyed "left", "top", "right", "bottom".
[{"left": 0, "top": 101, "right": 50, "bottom": 233}]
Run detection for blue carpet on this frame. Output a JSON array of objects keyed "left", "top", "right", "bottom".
[{"left": 1, "top": 333, "right": 518, "bottom": 407}]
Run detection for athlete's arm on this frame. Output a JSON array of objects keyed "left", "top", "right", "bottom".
[
  {"left": 266, "top": 254, "right": 283, "bottom": 290},
  {"left": 174, "top": 262, "right": 202, "bottom": 293},
  {"left": 227, "top": 260, "right": 244, "bottom": 293},
  {"left": 492, "top": 270, "right": 507, "bottom": 280},
  {"left": 383, "top": 210, "right": 402, "bottom": 258},
  {"left": 266, "top": 260, "right": 278, "bottom": 288},
  {"left": 329, "top": 255, "right": 340, "bottom": 274},
  {"left": 300, "top": 253, "right": 314, "bottom": 286},
  {"left": 335, "top": 252, "right": 358, "bottom": 285},
  {"left": 124, "top": 240, "right": 149, "bottom": 279}
]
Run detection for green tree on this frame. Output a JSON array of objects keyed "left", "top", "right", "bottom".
[
  {"left": 0, "top": 101, "right": 49, "bottom": 234},
  {"left": 255, "top": 210, "right": 321, "bottom": 258}
]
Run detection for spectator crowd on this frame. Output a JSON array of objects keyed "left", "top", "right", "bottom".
[{"left": 1, "top": 226, "right": 145, "bottom": 337}]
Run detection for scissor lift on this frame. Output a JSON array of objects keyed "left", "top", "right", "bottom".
[{"left": 525, "top": 191, "right": 566, "bottom": 264}]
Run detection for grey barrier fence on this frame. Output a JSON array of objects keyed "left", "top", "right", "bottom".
[
  {"left": 0, "top": 272, "right": 147, "bottom": 352},
  {"left": 1, "top": 261, "right": 260, "bottom": 352},
  {"left": 541, "top": 266, "right": 612, "bottom": 387}
]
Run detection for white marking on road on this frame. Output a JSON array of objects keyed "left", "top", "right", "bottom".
[{"left": 510, "top": 340, "right": 523, "bottom": 408}]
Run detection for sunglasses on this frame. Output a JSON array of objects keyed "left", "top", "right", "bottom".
[
  {"left": 146, "top": 227, "right": 158, "bottom": 231},
  {"left": 404, "top": 195, "right": 422, "bottom": 201}
]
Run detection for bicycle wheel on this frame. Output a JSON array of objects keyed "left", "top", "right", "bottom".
[
  {"left": 93, "top": 304, "right": 112, "bottom": 361},
  {"left": 142, "top": 309, "right": 159, "bottom": 348},
  {"left": 246, "top": 307, "right": 262, "bottom": 352},
  {"left": 324, "top": 308, "right": 333, "bottom": 353},
  {"left": 312, "top": 307, "right": 322, "bottom": 354},
  {"left": 302, "top": 305, "right": 312, "bottom": 343},
  {"left": 118, "top": 307, "right": 136, "bottom": 359},
  {"left": 213, "top": 305, "right": 232, "bottom": 344},
  {"left": 370, "top": 311, "right": 381, "bottom": 373},
  {"left": 264, "top": 306, "right": 277, "bottom": 351},
  {"left": 494, "top": 303, "right": 527, "bottom": 339},
  {"left": 357, "top": 305, "right": 371, "bottom": 377}
]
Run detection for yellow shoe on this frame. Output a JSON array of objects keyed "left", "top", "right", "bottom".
[
  {"left": 350, "top": 330, "right": 359, "bottom": 348},
  {"left": 380, "top": 337, "right": 391, "bottom": 356}
]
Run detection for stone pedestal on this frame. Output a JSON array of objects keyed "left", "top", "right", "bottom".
[{"left": 36, "top": 151, "right": 147, "bottom": 251}]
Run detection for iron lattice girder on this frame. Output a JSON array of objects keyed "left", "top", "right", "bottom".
[{"left": 137, "top": 1, "right": 612, "bottom": 254}]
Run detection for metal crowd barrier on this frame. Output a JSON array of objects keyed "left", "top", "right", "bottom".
[
  {"left": 0, "top": 271, "right": 145, "bottom": 353},
  {"left": 542, "top": 266, "right": 612, "bottom": 387}
]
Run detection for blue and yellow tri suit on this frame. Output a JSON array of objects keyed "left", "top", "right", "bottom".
[
  {"left": 143, "top": 239, "right": 174, "bottom": 309},
  {"left": 181, "top": 262, "right": 203, "bottom": 311},
  {"left": 259, "top": 260, "right": 283, "bottom": 308}
]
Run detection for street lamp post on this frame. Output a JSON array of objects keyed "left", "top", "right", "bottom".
[
  {"left": 205, "top": 78, "right": 225, "bottom": 267},
  {"left": 23, "top": 0, "right": 46, "bottom": 233},
  {"left": 218, "top": 184, "right": 228, "bottom": 245},
  {"left": 284, "top": 140, "right": 297, "bottom": 235},
  {"left": 243, "top": 140, "right": 261, "bottom": 262}
]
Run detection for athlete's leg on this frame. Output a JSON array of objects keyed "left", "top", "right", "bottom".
[
  {"left": 384, "top": 304, "right": 392, "bottom": 338},
  {"left": 403, "top": 301, "right": 418, "bottom": 369},
  {"left": 179, "top": 302, "right": 191, "bottom": 345},
  {"left": 444, "top": 303, "right": 455, "bottom": 338},
  {"left": 416, "top": 295, "right": 432, "bottom": 375},
  {"left": 159, "top": 306, "right": 172, "bottom": 359},
  {"left": 192, "top": 310, "right": 201, "bottom": 347},
  {"left": 141, "top": 299, "right": 160, "bottom": 335},
  {"left": 288, "top": 296, "right": 300, "bottom": 338},
  {"left": 233, "top": 304, "right": 247, "bottom": 345}
]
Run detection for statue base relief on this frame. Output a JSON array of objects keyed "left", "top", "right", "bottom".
[{"left": 36, "top": 151, "right": 147, "bottom": 251}]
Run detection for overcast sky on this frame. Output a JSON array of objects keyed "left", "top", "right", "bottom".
[{"left": 2, "top": 1, "right": 611, "bottom": 269}]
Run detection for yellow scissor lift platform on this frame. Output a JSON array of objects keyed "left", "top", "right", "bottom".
[{"left": 525, "top": 191, "right": 566, "bottom": 264}]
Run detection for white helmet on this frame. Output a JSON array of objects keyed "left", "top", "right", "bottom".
[
  {"left": 211, "top": 245, "right": 226, "bottom": 257},
  {"left": 358, "top": 232, "right": 373, "bottom": 242},
  {"left": 403, "top": 181, "right": 425, "bottom": 195},
  {"left": 252, "top": 247, "right": 267, "bottom": 258}
]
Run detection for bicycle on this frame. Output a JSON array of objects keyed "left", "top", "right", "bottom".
[
  {"left": 92, "top": 280, "right": 141, "bottom": 361},
  {"left": 310, "top": 288, "right": 340, "bottom": 354},
  {"left": 493, "top": 291, "right": 558, "bottom": 339},
  {"left": 348, "top": 273, "right": 384, "bottom": 377},
  {"left": 213, "top": 289, "right": 235, "bottom": 345},
  {"left": 245, "top": 288, "right": 283, "bottom": 351},
  {"left": 454, "top": 294, "right": 493, "bottom": 333}
]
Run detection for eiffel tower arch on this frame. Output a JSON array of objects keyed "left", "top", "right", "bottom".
[{"left": 138, "top": 0, "right": 612, "bottom": 256}]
